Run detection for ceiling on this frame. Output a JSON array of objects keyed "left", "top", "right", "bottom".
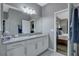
[
  {"left": 3, "top": 3, "right": 47, "bottom": 12},
  {"left": 37, "top": 3, "right": 47, "bottom": 6},
  {"left": 57, "top": 10, "right": 68, "bottom": 20}
]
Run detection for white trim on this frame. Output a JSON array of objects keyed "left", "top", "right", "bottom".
[
  {"left": 37, "top": 3, "right": 47, "bottom": 7},
  {"left": 3, "top": 4, "right": 23, "bottom": 13},
  {"left": 48, "top": 48, "right": 54, "bottom": 51},
  {"left": 67, "top": 3, "right": 70, "bottom": 56},
  {"left": 54, "top": 8, "right": 70, "bottom": 56},
  {"left": 55, "top": 8, "right": 68, "bottom": 14},
  {"left": 54, "top": 12, "right": 56, "bottom": 52}
]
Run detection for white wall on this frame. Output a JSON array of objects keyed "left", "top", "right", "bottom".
[
  {"left": 42, "top": 17, "right": 53, "bottom": 34},
  {"left": 34, "top": 18, "right": 42, "bottom": 33},
  {"left": 34, "top": 16, "right": 54, "bottom": 34},
  {"left": 6, "top": 3, "right": 42, "bottom": 19},
  {"left": 41, "top": 3, "right": 68, "bottom": 49},
  {"left": 57, "top": 9, "right": 68, "bottom": 19},
  {"left": 42, "top": 3, "right": 68, "bottom": 34},
  {"left": 34, "top": 4, "right": 68, "bottom": 49}
]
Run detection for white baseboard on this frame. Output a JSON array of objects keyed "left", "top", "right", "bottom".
[{"left": 48, "top": 48, "right": 54, "bottom": 51}]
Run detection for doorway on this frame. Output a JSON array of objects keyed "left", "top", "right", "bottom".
[{"left": 54, "top": 9, "right": 69, "bottom": 55}]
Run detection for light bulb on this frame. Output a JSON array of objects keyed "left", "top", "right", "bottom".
[{"left": 22, "top": 6, "right": 36, "bottom": 15}]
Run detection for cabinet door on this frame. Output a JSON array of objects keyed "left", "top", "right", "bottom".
[
  {"left": 7, "top": 44, "right": 25, "bottom": 56},
  {"left": 43, "top": 36, "right": 49, "bottom": 50},
  {"left": 25, "top": 39, "right": 37, "bottom": 56},
  {"left": 43, "top": 37, "right": 48, "bottom": 49},
  {"left": 36, "top": 38, "right": 43, "bottom": 54},
  {"left": 26, "top": 43, "right": 36, "bottom": 56}
]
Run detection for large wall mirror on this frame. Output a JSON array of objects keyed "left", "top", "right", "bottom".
[{"left": 2, "top": 3, "right": 40, "bottom": 35}]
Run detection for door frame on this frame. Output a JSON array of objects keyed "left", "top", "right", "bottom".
[{"left": 54, "top": 8, "right": 70, "bottom": 56}]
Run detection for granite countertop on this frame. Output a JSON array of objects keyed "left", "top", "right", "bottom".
[{"left": 2, "top": 34, "right": 47, "bottom": 44}]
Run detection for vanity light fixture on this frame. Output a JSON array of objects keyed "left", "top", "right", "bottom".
[{"left": 22, "top": 6, "right": 36, "bottom": 15}]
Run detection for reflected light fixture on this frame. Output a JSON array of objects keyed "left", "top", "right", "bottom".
[{"left": 22, "top": 6, "right": 36, "bottom": 15}]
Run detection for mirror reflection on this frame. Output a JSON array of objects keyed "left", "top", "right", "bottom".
[
  {"left": 56, "top": 17, "right": 68, "bottom": 34},
  {"left": 2, "top": 3, "right": 42, "bottom": 36}
]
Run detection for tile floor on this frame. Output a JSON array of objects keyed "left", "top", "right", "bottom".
[
  {"left": 57, "top": 44, "right": 67, "bottom": 55},
  {"left": 40, "top": 49, "right": 65, "bottom": 56}
]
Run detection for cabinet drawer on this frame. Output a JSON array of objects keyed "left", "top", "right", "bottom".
[
  {"left": 7, "top": 45, "right": 25, "bottom": 56},
  {"left": 6, "top": 41, "right": 25, "bottom": 56},
  {"left": 26, "top": 39, "right": 36, "bottom": 44},
  {"left": 7, "top": 41, "right": 24, "bottom": 50}
]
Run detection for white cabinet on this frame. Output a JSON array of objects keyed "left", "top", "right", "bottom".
[
  {"left": 26, "top": 36, "right": 49, "bottom": 56},
  {"left": 26, "top": 39, "right": 37, "bottom": 56},
  {"left": 37, "top": 38, "right": 44, "bottom": 54},
  {"left": 6, "top": 35, "right": 49, "bottom": 56},
  {"left": 7, "top": 42, "right": 25, "bottom": 56},
  {"left": 43, "top": 36, "right": 48, "bottom": 49},
  {"left": 7, "top": 46, "right": 25, "bottom": 56},
  {"left": 37, "top": 36, "right": 49, "bottom": 54},
  {"left": 26, "top": 43, "right": 36, "bottom": 56}
]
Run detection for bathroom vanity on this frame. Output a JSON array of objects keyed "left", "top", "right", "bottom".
[
  {"left": 0, "top": 4, "right": 49, "bottom": 56},
  {"left": 1, "top": 34, "right": 49, "bottom": 56}
]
